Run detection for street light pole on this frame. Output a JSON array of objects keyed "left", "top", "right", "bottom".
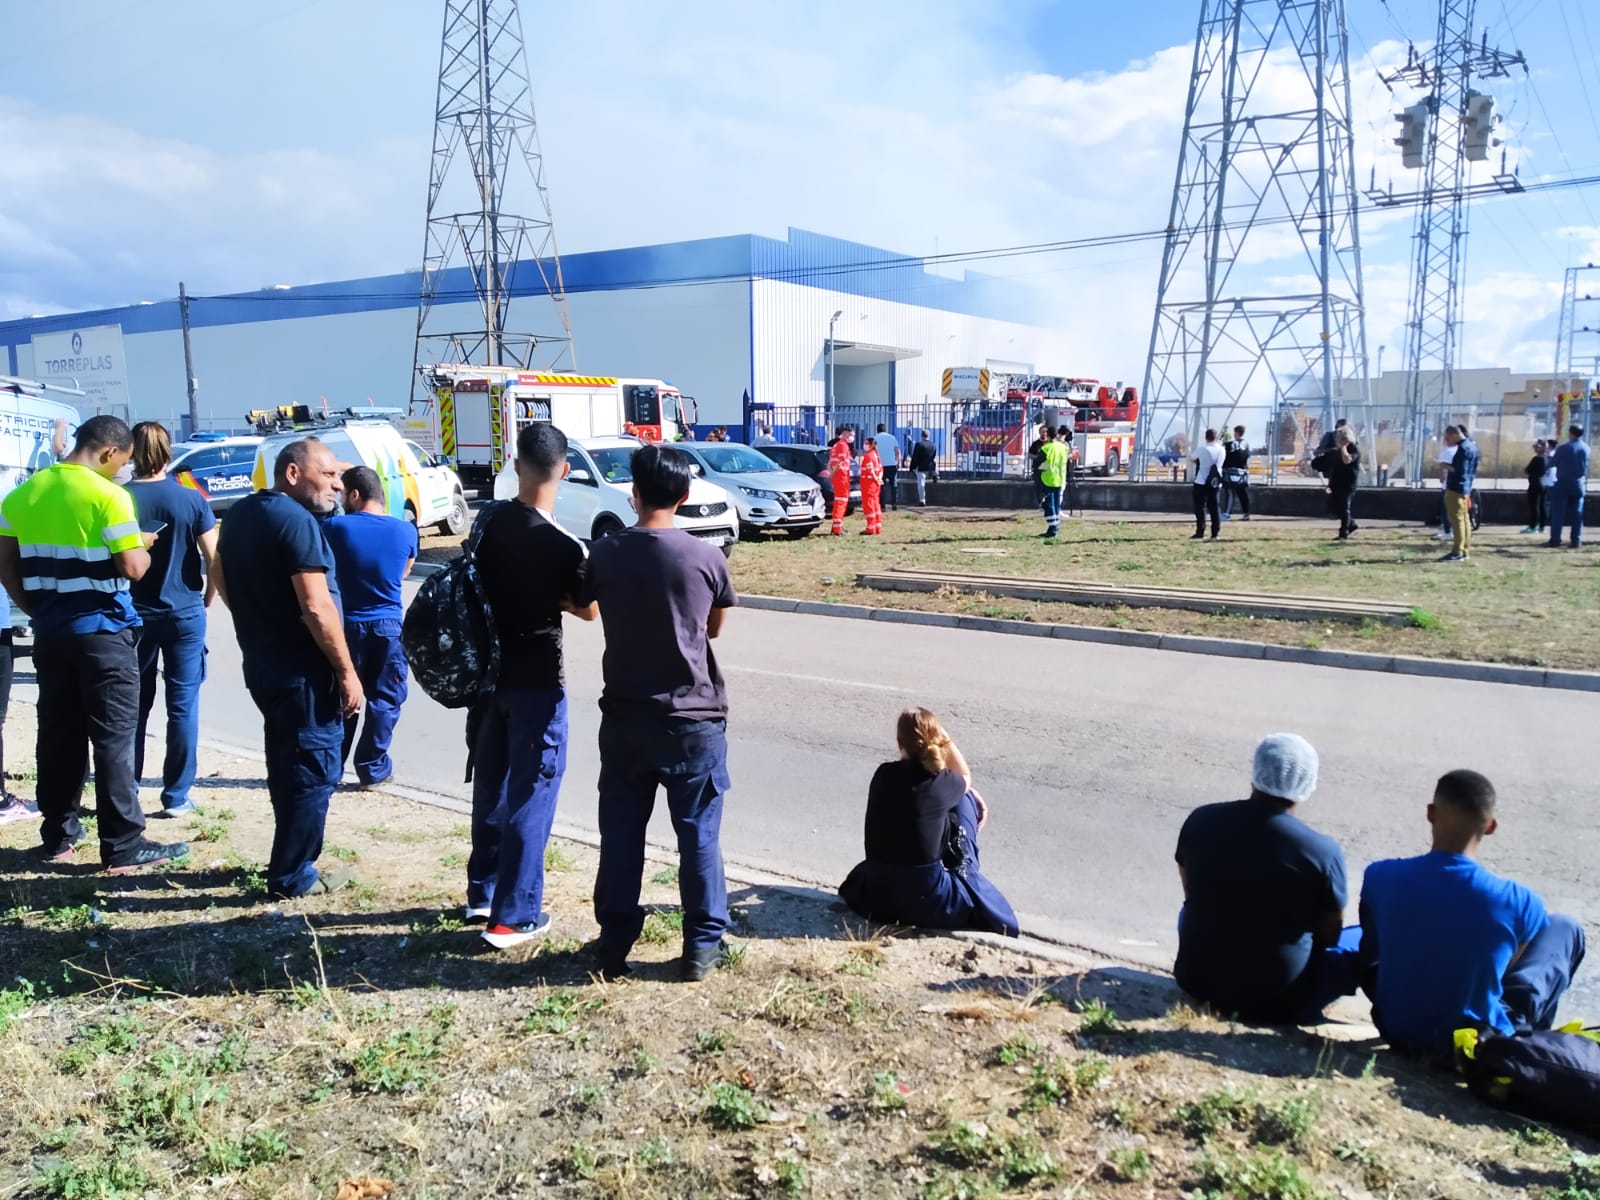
[{"left": 826, "top": 309, "right": 843, "bottom": 436}]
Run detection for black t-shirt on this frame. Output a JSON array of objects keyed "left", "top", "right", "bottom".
[
  {"left": 1223, "top": 440, "right": 1250, "bottom": 470},
  {"left": 578, "top": 527, "right": 737, "bottom": 720},
  {"left": 474, "top": 502, "right": 586, "bottom": 690},
  {"left": 1326, "top": 444, "right": 1360, "bottom": 493},
  {"left": 1174, "top": 797, "right": 1348, "bottom": 1020},
  {"left": 862, "top": 760, "right": 966, "bottom": 865},
  {"left": 1027, "top": 438, "right": 1046, "bottom": 479},
  {"left": 218, "top": 489, "right": 338, "bottom": 687},
  {"left": 1525, "top": 453, "right": 1547, "bottom": 483}
]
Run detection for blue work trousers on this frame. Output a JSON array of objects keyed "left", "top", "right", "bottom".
[
  {"left": 134, "top": 607, "right": 207, "bottom": 811},
  {"left": 1040, "top": 484, "right": 1063, "bottom": 531},
  {"left": 593, "top": 714, "right": 730, "bottom": 957},
  {"left": 341, "top": 618, "right": 408, "bottom": 786},
  {"left": 1503, "top": 914, "right": 1587, "bottom": 1032},
  {"left": 1547, "top": 485, "right": 1585, "bottom": 547},
  {"left": 467, "top": 688, "right": 569, "bottom": 927},
  {"left": 248, "top": 669, "right": 343, "bottom": 898}
]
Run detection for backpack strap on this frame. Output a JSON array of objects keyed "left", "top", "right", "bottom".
[{"left": 464, "top": 500, "right": 505, "bottom": 563}]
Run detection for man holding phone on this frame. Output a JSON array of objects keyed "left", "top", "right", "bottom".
[{"left": 0, "top": 416, "right": 187, "bottom": 871}]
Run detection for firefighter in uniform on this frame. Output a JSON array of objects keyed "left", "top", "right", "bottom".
[
  {"left": 828, "top": 427, "right": 855, "bottom": 535},
  {"left": 860, "top": 436, "right": 884, "bottom": 535}
]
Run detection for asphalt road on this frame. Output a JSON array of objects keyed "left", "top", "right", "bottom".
[{"left": 132, "top": 591, "right": 1599, "bottom": 1015}]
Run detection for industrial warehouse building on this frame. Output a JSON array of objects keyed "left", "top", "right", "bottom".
[{"left": 0, "top": 228, "right": 1061, "bottom": 439}]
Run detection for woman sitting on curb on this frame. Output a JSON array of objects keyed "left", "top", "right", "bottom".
[{"left": 839, "top": 707, "right": 1018, "bottom": 936}]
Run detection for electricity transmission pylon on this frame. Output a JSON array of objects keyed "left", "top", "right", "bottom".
[
  {"left": 1553, "top": 262, "right": 1600, "bottom": 432},
  {"left": 1369, "top": 0, "right": 1524, "bottom": 483},
  {"left": 1135, "top": 0, "right": 1369, "bottom": 479},
  {"left": 410, "top": 0, "right": 574, "bottom": 408}
]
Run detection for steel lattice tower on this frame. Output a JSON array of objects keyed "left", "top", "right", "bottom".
[
  {"left": 1553, "top": 262, "right": 1600, "bottom": 432},
  {"left": 1135, "top": 0, "right": 1369, "bottom": 479},
  {"left": 1378, "top": 1, "right": 1523, "bottom": 483},
  {"left": 410, "top": 0, "right": 574, "bottom": 406}
]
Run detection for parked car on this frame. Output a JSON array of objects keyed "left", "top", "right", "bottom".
[
  {"left": 675, "top": 442, "right": 825, "bottom": 538},
  {"left": 254, "top": 419, "right": 470, "bottom": 535},
  {"left": 168, "top": 435, "right": 264, "bottom": 513},
  {"left": 757, "top": 443, "right": 859, "bottom": 516},
  {"left": 493, "top": 434, "right": 739, "bottom": 556}
]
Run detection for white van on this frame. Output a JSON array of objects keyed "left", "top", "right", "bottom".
[
  {"left": 493, "top": 435, "right": 739, "bottom": 555},
  {"left": 0, "top": 376, "right": 78, "bottom": 494},
  {"left": 253, "top": 417, "right": 470, "bottom": 535}
]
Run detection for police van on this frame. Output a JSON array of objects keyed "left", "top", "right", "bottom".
[
  {"left": 249, "top": 406, "right": 470, "bottom": 535},
  {"left": 169, "top": 434, "right": 265, "bottom": 513}
]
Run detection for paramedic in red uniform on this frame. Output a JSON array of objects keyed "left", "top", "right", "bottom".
[
  {"left": 828, "top": 428, "right": 855, "bottom": 535},
  {"left": 860, "top": 437, "right": 884, "bottom": 535}
]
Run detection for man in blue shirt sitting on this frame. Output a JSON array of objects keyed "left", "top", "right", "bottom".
[
  {"left": 1439, "top": 425, "right": 1480, "bottom": 562},
  {"left": 1546, "top": 423, "right": 1589, "bottom": 549},
  {"left": 324, "top": 466, "right": 417, "bottom": 788},
  {"left": 1359, "top": 769, "right": 1586, "bottom": 1059}
]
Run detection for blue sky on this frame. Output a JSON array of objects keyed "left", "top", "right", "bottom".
[{"left": 2, "top": 0, "right": 1597, "bottom": 377}]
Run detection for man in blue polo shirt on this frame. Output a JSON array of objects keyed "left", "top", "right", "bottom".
[
  {"left": 324, "top": 465, "right": 417, "bottom": 788},
  {"left": 216, "top": 438, "right": 363, "bottom": 898},
  {"left": 1360, "top": 769, "right": 1586, "bottom": 1058}
]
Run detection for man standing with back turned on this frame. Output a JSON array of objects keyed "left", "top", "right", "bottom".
[
  {"left": 1547, "top": 424, "right": 1589, "bottom": 549},
  {"left": 325, "top": 466, "right": 418, "bottom": 789},
  {"left": 0, "top": 416, "right": 185, "bottom": 870},
  {"left": 216, "top": 439, "right": 363, "bottom": 898},
  {"left": 581, "top": 444, "right": 738, "bottom": 981}
]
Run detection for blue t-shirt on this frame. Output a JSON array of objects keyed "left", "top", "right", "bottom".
[
  {"left": 1446, "top": 438, "right": 1480, "bottom": 494},
  {"left": 126, "top": 478, "right": 217, "bottom": 618},
  {"left": 218, "top": 489, "right": 340, "bottom": 687},
  {"left": 323, "top": 511, "right": 418, "bottom": 623},
  {"left": 1360, "top": 851, "right": 1547, "bottom": 1049},
  {"left": 1552, "top": 439, "right": 1590, "bottom": 488},
  {"left": 1174, "top": 797, "right": 1348, "bottom": 1020}
]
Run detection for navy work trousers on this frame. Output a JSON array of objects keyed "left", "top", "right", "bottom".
[
  {"left": 135, "top": 607, "right": 207, "bottom": 812},
  {"left": 593, "top": 714, "right": 730, "bottom": 957},
  {"left": 1547, "top": 485, "right": 1585, "bottom": 547},
  {"left": 341, "top": 618, "right": 408, "bottom": 787},
  {"left": 1503, "top": 913, "right": 1588, "bottom": 1032},
  {"left": 467, "top": 688, "right": 569, "bottom": 928},
  {"left": 35, "top": 629, "right": 146, "bottom": 863},
  {"left": 248, "top": 668, "right": 343, "bottom": 897}
]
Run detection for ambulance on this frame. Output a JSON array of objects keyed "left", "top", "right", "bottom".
[{"left": 417, "top": 364, "right": 697, "bottom": 486}]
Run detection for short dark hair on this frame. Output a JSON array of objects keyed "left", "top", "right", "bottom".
[
  {"left": 1233, "top": 425, "right": 1245, "bottom": 435},
  {"left": 1434, "top": 768, "right": 1496, "bottom": 824},
  {"left": 632, "top": 443, "right": 694, "bottom": 510},
  {"left": 1456, "top": 424, "right": 1471, "bottom": 437},
  {"left": 1334, "top": 418, "right": 1348, "bottom": 428},
  {"left": 1204, "top": 428, "right": 1218, "bottom": 442},
  {"left": 877, "top": 423, "right": 887, "bottom": 433},
  {"left": 273, "top": 437, "right": 321, "bottom": 482},
  {"left": 515, "top": 422, "right": 568, "bottom": 483},
  {"left": 74, "top": 414, "right": 133, "bottom": 454},
  {"left": 835, "top": 426, "right": 851, "bottom": 439},
  {"left": 342, "top": 465, "right": 384, "bottom": 504},
  {"left": 1571, "top": 424, "right": 1585, "bottom": 439}
]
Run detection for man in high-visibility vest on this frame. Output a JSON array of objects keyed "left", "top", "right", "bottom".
[
  {"left": 860, "top": 436, "right": 884, "bottom": 535},
  {"left": 828, "top": 428, "right": 855, "bottom": 535},
  {"left": 1038, "top": 427, "right": 1069, "bottom": 539}
]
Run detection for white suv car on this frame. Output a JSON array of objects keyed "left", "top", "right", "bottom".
[{"left": 493, "top": 435, "right": 739, "bottom": 555}]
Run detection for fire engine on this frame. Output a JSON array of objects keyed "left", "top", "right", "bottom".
[
  {"left": 944, "top": 368, "right": 1139, "bottom": 475},
  {"left": 417, "top": 364, "right": 697, "bottom": 485}
]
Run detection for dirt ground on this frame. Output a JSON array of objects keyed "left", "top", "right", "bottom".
[{"left": 1, "top": 704, "right": 1596, "bottom": 1199}]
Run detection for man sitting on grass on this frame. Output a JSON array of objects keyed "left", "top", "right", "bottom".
[
  {"left": 1360, "top": 769, "right": 1586, "bottom": 1059},
  {"left": 1174, "top": 733, "right": 1360, "bottom": 1023}
]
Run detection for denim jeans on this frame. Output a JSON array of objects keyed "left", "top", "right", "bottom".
[
  {"left": 135, "top": 607, "right": 207, "bottom": 810},
  {"left": 248, "top": 668, "right": 343, "bottom": 897},
  {"left": 466, "top": 688, "right": 569, "bottom": 927},
  {"left": 1548, "top": 485, "right": 1585, "bottom": 547},
  {"left": 341, "top": 618, "right": 408, "bottom": 786},
  {"left": 594, "top": 714, "right": 730, "bottom": 956},
  {"left": 34, "top": 629, "right": 146, "bottom": 862}
]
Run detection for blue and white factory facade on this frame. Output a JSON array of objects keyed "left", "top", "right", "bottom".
[{"left": 0, "top": 228, "right": 1061, "bottom": 438}]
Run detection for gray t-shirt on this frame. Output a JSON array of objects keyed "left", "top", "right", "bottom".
[{"left": 580, "top": 527, "right": 737, "bottom": 720}]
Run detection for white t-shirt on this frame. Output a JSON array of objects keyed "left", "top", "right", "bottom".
[
  {"left": 872, "top": 433, "right": 901, "bottom": 465},
  {"left": 1193, "top": 441, "right": 1224, "bottom": 483}
]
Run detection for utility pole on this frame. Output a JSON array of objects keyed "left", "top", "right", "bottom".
[
  {"left": 1370, "top": 2, "right": 1526, "bottom": 483},
  {"left": 1136, "top": 0, "right": 1369, "bottom": 481},
  {"left": 178, "top": 281, "right": 199, "bottom": 437},
  {"left": 411, "top": 0, "right": 574, "bottom": 408}
]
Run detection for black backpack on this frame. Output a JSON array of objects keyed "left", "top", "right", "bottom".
[
  {"left": 401, "top": 501, "right": 504, "bottom": 710},
  {"left": 1455, "top": 1025, "right": 1600, "bottom": 1135}
]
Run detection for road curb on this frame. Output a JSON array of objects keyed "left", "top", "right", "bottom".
[{"left": 739, "top": 594, "right": 1598, "bottom": 692}]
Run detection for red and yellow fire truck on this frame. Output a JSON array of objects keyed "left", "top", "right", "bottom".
[
  {"left": 945, "top": 368, "right": 1139, "bottom": 475},
  {"left": 417, "top": 364, "right": 696, "bottom": 485}
]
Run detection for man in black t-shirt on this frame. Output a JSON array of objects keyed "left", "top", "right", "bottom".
[
  {"left": 579, "top": 444, "right": 738, "bottom": 981},
  {"left": 466, "top": 423, "right": 592, "bottom": 950},
  {"left": 1221, "top": 424, "right": 1251, "bottom": 521},
  {"left": 1173, "top": 733, "right": 1360, "bottom": 1023}
]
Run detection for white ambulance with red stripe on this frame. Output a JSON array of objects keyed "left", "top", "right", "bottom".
[{"left": 418, "top": 365, "right": 697, "bottom": 487}]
